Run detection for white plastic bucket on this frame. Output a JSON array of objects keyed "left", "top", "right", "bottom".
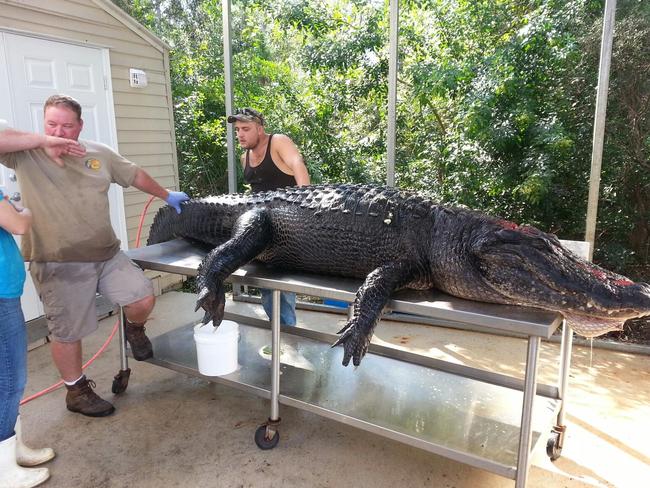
[{"left": 193, "top": 320, "right": 239, "bottom": 376}]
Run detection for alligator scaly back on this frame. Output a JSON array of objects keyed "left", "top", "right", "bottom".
[
  {"left": 148, "top": 192, "right": 252, "bottom": 247},
  {"left": 147, "top": 184, "right": 650, "bottom": 366}
]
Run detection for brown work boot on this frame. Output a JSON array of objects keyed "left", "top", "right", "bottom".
[
  {"left": 125, "top": 320, "right": 153, "bottom": 361},
  {"left": 65, "top": 376, "right": 115, "bottom": 417}
]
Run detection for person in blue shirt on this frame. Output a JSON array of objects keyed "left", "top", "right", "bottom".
[{"left": 0, "top": 187, "right": 54, "bottom": 488}]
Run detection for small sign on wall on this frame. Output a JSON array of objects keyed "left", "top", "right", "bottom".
[{"left": 129, "top": 68, "right": 147, "bottom": 88}]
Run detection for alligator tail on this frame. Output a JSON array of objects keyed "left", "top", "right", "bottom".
[{"left": 147, "top": 204, "right": 180, "bottom": 245}]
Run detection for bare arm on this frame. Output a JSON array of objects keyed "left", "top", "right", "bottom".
[
  {"left": 130, "top": 168, "right": 170, "bottom": 200},
  {"left": 0, "top": 199, "right": 32, "bottom": 235},
  {"left": 131, "top": 168, "right": 189, "bottom": 213},
  {"left": 0, "top": 129, "right": 46, "bottom": 154},
  {"left": 0, "top": 128, "right": 86, "bottom": 167},
  {"left": 275, "top": 134, "right": 310, "bottom": 186}
]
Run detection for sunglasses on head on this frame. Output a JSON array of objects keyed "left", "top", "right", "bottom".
[{"left": 236, "top": 108, "right": 262, "bottom": 121}]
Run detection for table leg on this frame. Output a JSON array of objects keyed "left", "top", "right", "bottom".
[
  {"left": 255, "top": 289, "right": 282, "bottom": 449},
  {"left": 118, "top": 307, "right": 129, "bottom": 370},
  {"left": 112, "top": 306, "right": 131, "bottom": 394},
  {"left": 547, "top": 320, "right": 573, "bottom": 458},
  {"left": 557, "top": 320, "right": 573, "bottom": 427},
  {"left": 270, "top": 289, "right": 281, "bottom": 422},
  {"left": 515, "top": 336, "right": 541, "bottom": 488}
]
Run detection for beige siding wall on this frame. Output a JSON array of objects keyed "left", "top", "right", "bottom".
[{"left": 0, "top": 0, "right": 179, "bottom": 253}]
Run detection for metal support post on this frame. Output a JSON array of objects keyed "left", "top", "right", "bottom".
[
  {"left": 386, "top": 0, "right": 399, "bottom": 186},
  {"left": 222, "top": 0, "right": 237, "bottom": 194},
  {"left": 515, "top": 336, "right": 541, "bottom": 488},
  {"left": 584, "top": 0, "right": 617, "bottom": 260}
]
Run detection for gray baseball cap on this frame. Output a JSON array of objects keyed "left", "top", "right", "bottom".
[{"left": 227, "top": 107, "right": 265, "bottom": 125}]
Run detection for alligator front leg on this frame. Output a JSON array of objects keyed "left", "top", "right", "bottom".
[
  {"left": 195, "top": 208, "right": 272, "bottom": 325},
  {"left": 333, "top": 261, "right": 421, "bottom": 367}
]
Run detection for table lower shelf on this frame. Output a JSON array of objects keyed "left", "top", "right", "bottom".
[{"left": 145, "top": 321, "right": 559, "bottom": 479}]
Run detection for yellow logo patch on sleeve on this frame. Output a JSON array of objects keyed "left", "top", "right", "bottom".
[{"left": 85, "top": 158, "right": 102, "bottom": 170}]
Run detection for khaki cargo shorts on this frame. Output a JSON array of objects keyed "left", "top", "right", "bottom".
[{"left": 30, "top": 251, "right": 154, "bottom": 342}]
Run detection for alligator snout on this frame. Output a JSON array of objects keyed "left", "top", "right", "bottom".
[{"left": 474, "top": 223, "right": 650, "bottom": 337}]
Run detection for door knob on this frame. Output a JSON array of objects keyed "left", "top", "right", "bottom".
[
  {"left": 9, "top": 173, "right": 17, "bottom": 182},
  {"left": 11, "top": 192, "right": 21, "bottom": 202}
]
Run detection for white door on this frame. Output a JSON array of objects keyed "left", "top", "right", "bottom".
[{"left": 0, "top": 31, "right": 128, "bottom": 322}]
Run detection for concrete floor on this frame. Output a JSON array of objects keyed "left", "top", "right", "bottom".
[{"left": 20, "top": 291, "right": 650, "bottom": 488}]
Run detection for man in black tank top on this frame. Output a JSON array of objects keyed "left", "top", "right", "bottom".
[{"left": 227, "top": 108, "right": 310, "bottom": 325}]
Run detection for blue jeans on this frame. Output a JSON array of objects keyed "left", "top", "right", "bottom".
[
  {"left": 260, "top": 289, "right": 296, "bottom": 326},
  {"left": 0, "top": 297, "right": 26, "bottom": 441}
]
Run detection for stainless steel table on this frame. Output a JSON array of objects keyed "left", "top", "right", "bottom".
[{"left": 119, "top": 239, "right": 573, "bottom": 487}]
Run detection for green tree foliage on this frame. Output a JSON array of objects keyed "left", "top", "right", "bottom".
[
  {"left": 112, "top": 0, "right": 648, "bottom": 280},
  {"left": 114, "top": 0, "right": 230, "bottom": 194}
]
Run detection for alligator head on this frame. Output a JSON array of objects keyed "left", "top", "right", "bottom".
[{"left": 471, "top": 221, "right": 650, "bottom": 337}]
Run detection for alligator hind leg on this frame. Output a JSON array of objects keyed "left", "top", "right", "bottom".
[
  {"left": 333, "top": 260, "right": 421, "bottom": 366},
  {"left": 195, "top": 208, "right": 272, "bottom": 325}
]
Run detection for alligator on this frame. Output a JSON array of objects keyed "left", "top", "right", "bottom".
[{"left": 148, "top": 184, "right": 650, "bottom": 366}]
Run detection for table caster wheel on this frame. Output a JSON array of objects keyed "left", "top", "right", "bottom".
[
  {"left": 112, "top": 368, "right": 131, "bottom": 394},
  {"left": 255, "top": 424, "right": 280, "bottom": 450},
  {"left": 546, "top": 431, "right": 562, "bottom": 461}
]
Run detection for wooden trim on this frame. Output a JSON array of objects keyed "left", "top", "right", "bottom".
[{"left": 91, "top": 0, "right": 170, "bottom": 51}]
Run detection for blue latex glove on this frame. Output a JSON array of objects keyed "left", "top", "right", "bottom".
[{"left": 166, "top": 191, "right": 190, "bottom": 214}]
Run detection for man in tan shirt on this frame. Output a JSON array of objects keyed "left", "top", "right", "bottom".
[{"left": 0, "top": 95, "right": 189, "bottom": 417}]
